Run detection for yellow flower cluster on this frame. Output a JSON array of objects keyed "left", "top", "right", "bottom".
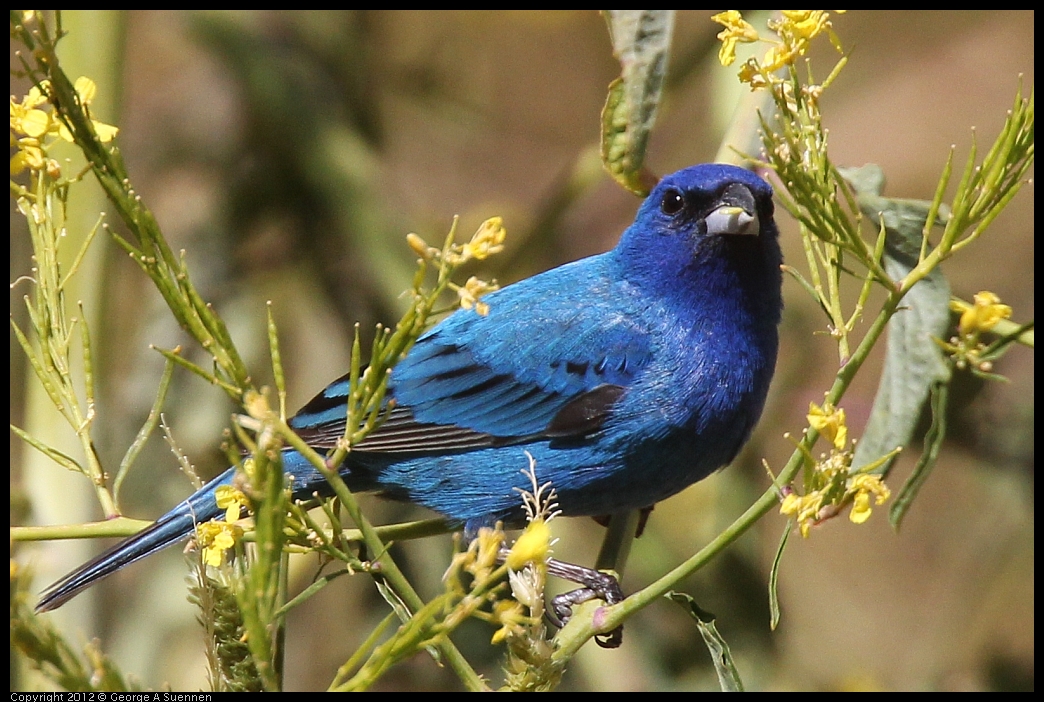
[
  {"left": 495, "top": 456, "right": 559, "bottom": 646},
  {"left": 407, "top": 217, "right": 507, "bottom": 266},
  {"left": 195, "top": 521, "right": 244, "bottom": 568},
  {"left": 956, "top": 291, "right": 1012, "bottom": 337},
  {"left": 10, "top": 76, "right": 118, "bottom": 176},
  {"left": 190, "top": 485, "right": 250, "bottom": 567},
  {"left": 490, "top": 594, "right": 533, "bottom": 646},
  {"left": 712, "top": 10, "right": 845, "bottom": 89},
  {"left": 779, "top": 401, "right": 892, "bottom": 537},
  {"left": 409, "top": 218, "right": 505, "bottom": 315},
  {"left": 939, "top": 290, "right": 1015, "bottom": 374}
]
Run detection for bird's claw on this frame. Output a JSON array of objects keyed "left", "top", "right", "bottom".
[
  {"left": 547, "top": 586, "right": 596, "bottom": 628},
  {"left": 545, "top": 564, "right": 624, "bottom": 648}
]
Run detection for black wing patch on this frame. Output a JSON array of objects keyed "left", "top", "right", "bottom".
[
  {"left": 545, "top": 384, "right": 626, "bottom": 438},
  {"left": 291, "top": 384, "right": 626, "bottom": 456}
]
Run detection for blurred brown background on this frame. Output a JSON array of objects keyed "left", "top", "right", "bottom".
[{"left": 11, "top": 10, "right": 1033, "bottom": 691}]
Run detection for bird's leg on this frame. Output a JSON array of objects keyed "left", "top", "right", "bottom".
[
  {"left": 593, "top": 505, "right": 654, "bottom": 538},
  {"left": 545, "top": 557, "right": 625, "bottom": 649},
  {"left": 495, "top": 547, "right": 624, "bottom": 647}
]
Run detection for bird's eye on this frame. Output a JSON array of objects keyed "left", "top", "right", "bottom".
[{"left": 660, "top": 189, "right": 685, "bottom": 216}]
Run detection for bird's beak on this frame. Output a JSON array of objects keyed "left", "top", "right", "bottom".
[{"left": 705, "top": 204, "right": 759, "bottom": 237}]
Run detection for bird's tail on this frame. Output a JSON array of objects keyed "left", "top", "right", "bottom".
[{"left": 34, "top": 470, "right": 234, "bottom": 613}]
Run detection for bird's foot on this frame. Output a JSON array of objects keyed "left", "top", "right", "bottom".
[{"left": 545, "top": 557, "right": 624, "bottom": 648}]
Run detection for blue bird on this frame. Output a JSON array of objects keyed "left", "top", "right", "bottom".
[{"left": 36, "top": 163, "right": 782, "bottom": 616}]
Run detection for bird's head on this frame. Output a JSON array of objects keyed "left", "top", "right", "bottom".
[{"left": 614, "top": 163, "right": 782, "bottom": 311}]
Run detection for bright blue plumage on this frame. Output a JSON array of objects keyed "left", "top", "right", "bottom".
[{"left": 36, "top": 163, "right": 782, "bottom": 612}]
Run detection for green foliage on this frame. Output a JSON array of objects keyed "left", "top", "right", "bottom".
[{"left": 11, "top": 566, "right": 140, "bottom": 692}]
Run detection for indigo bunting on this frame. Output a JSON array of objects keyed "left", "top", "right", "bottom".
[{"left": 36, "top": 163, "right": 782, "bottom": 614}]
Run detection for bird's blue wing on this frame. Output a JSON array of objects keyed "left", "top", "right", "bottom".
[{"left": 290, "top": 255, "right": 652, "bottom": 453}]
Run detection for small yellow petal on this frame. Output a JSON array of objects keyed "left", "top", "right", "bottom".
[
  {"left": 25, "top": 83, "right": 51, "bottom": 109},
  {"left": 10, "top": 151, "right": 28, "bottom": 176},
  {"left": 213, "top": 530, "right": 236, "bottom": 550},
  {"left": 202, "top": 546, "right": 224, "bottom": 567},
  {"left": 92, "top": 120, "right": 119, "bottom": 142},
  {"left": 17, "top": 108, "right": 52, "bottom": 138},
  {"left": 851, "top": 474, "right": 891, "bottom": 503},
  {"left": 73, "top": 76, "right": 98, "bottom": 105},
  {"left": 506, "top": 519, "right": 551, "bottom": 571},
  {"left": 762, "top": 44, "right": 796, "bottom": 72},
  {"left": 18, "top": 143, "right": 47, "bottom": 171},
  {"left": 849, "top": 491, "right": 872, "bottom": 524},
  {"left": 780, "top": 492, "right": 801, "bottom": 516},
  {"left": 737, "top": 59, "right": 766, "bottom": 88},
  {"left": 216, "top": 485, "right": 247, "bottom": 523}
]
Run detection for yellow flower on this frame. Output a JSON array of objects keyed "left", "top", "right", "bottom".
[
  {"left": 196, "top": 521, "right": 244, "bottom": 567},
  {"left": 11, "top": 105, "right": 51, "bottom": 138},
  {"left": 847, "top": 474, "right": 890, "bottom": 525},
  {"left": 506, "top": 518, "right": 551, "bottom": 571},
  {"left": 782, "top": 471, "right": 892, "bottom": 537},
  {"left": 761, "top": 44, "right": 796, "bottom": 73},
  {"left": 849, "top": 490, "right": 872, "bottom": 524},
  {"left": 779, "top": 10, "right": 833, "bottom": 43},
  {"left": 463, "top": 217, "right": 507, "bottom": 261},
  {"left": 770, "top": 10, "right": 845, "bottom": 62},
  {"left": 452, "top": 526, "right": 504, "bottom": 583},
  {"left": 719, "top": 10, "right": 845, "bottom": 87},
  {"left": 490, "top": 598, "right": 530, "bottom": 645},
  {"left": 55, "top": 76, "right": 119, "bottom": 143},
  {"left": 10, "top": 143, "right": 45, "bottom": 175},
  {"left": 956, "top": 291, "right": 1012, "bottom": 336},
  {"left": 737, "top": 59, "right": 769, "bottom": 90},
  {"left": 780, "top": 416, "right": 892, "bottom": 537},
  {"left": 456, "top": 275, "right": 498, "bottom": 316},
  {"left": 10, "top": 83, "right": 50, "bottom": 125},
  {"left": 711, "top": 11, "right": 760, "bottom": 67},
  {"left": 215, "top": 484, "right": 249, "bottom": 523},
  {"left": 807, "top": 401, "right": 848, "bottom": 451},
  {"left": 11, "top": 84, "right": 54, "bottom": 174},
  {"left": 780, "top": 490, "right": 825, "bottom": 538},
  {"left": 10, "top": 76, "right": 118, "bottom": 176}
]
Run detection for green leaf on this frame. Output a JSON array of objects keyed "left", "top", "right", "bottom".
[
  {"left": 601, "top": 10, "right": 675, "bottom": 195},
  {"left": 769, "top": 522, "right": 791, "bottom": 631},
  {"left": 667, "top": 591, "right": 744, "bottom": 692},
  {"left": 889, "top": 381, "right": 949, "bottom": 530},
  {"left": 841, "top": 165, "right": 953, "bottom": 481}
]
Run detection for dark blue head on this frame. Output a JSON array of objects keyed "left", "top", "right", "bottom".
[{"left": 614, "top": 163, "right": 782, "bottom": 325}]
